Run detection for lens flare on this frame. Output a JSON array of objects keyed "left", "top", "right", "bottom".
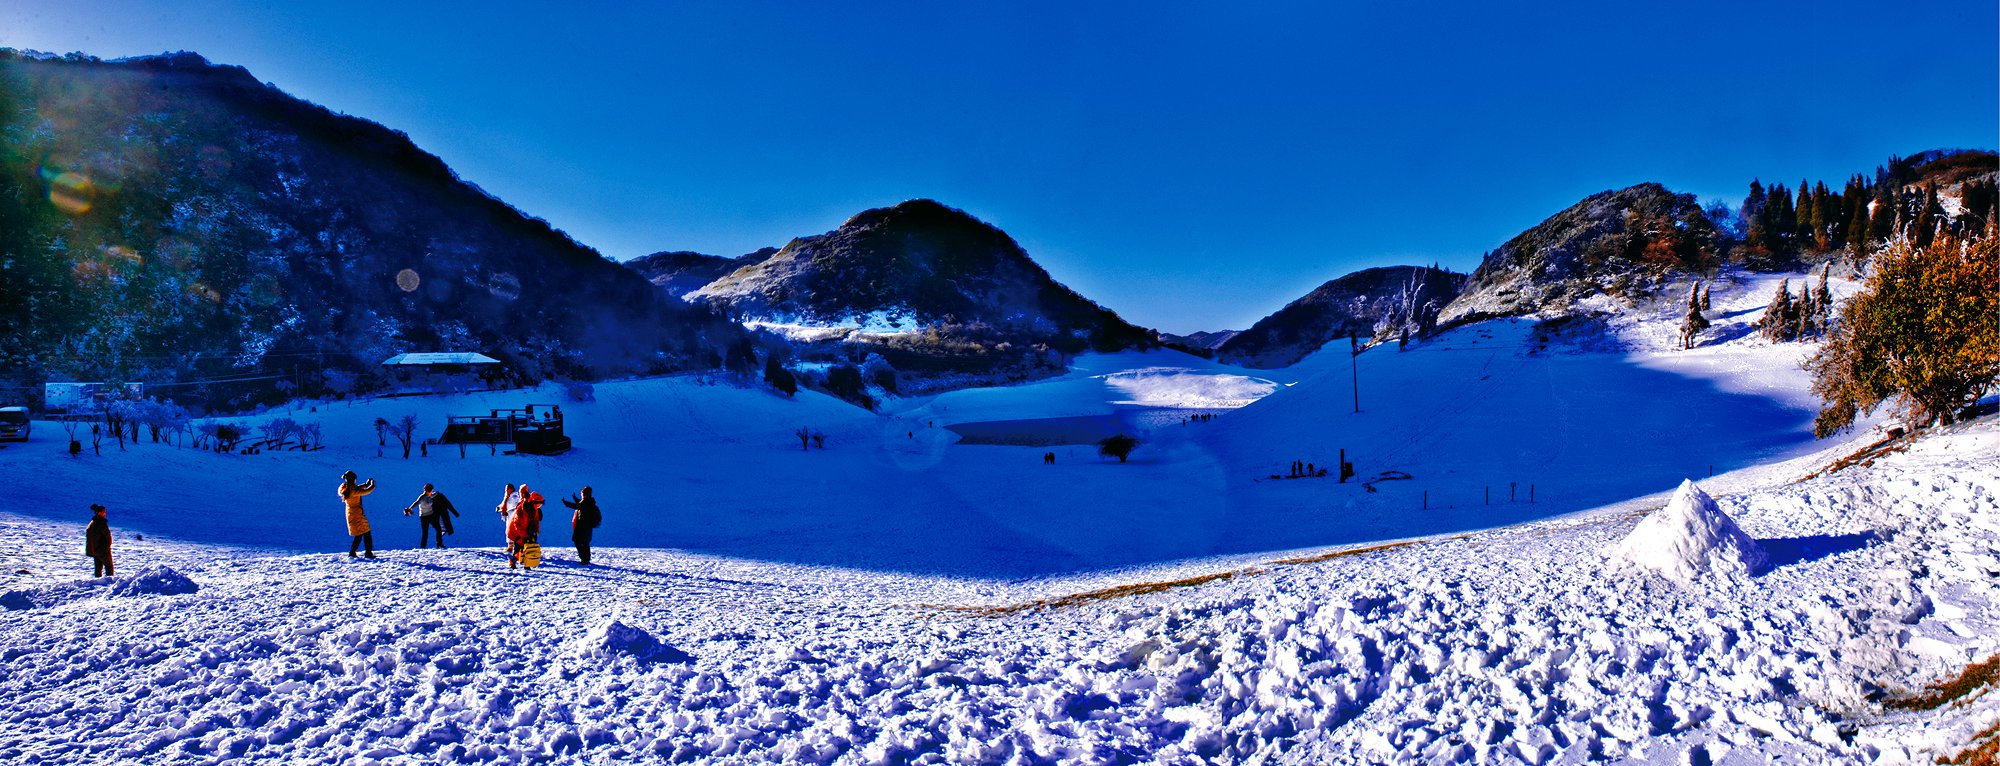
[
  {"left": 396, "top": 268, "right": 421, "bottom": 292},
  {"left": 486, "top": 272, "right": 521, "bottom": 301},
  {"left": 47, "top": 171, "right": 94, "bottom": 215}
]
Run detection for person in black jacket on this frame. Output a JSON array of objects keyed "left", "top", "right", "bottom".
[
  {"left": 85, "top": 504, "right": 113, "bottom": 577},
  {"left": 403, "top": 484, "right": 461, "bottom": 549},
  {"left": 562, "top": 486, "right": 602, "bottom": 565}
]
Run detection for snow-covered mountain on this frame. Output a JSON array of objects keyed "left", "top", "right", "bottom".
[
  {"left": 684, "top": 199, "right": 1155, "bottom": 351},
  {"left": 1215, "top": 265, "right": 1465, "bottom": 368}
]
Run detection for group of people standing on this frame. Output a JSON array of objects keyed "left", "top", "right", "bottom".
[
  {"left": 73, "top": 474, "right": 606, "bottom": 578},
  {"left": 336, "top": 471, "right": 602, "bottom": 568}
]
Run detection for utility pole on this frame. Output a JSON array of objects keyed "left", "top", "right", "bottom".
[{"left": 1350, "top": 332, "right": 1360, "bottom": 414}]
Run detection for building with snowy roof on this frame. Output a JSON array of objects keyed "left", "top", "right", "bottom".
[
  {"left": 381, "top": 352, "right": 502, "bottom": 367},
  {"left": 380, "top": 352, "right": 505, "bottom": 393}
]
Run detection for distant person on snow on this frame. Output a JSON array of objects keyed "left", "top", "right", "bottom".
[
  {"left": 85, "top": 504, "right": 113, "bottom": 577},
  {"left": 339, "top": 470, "right": 377, "bottom": 559},
  {"left": 562, "top": 486, "right": 602, "bottom": 565},
  {"left": 403, "top": 484, "right": 460, "bottom": 549}
]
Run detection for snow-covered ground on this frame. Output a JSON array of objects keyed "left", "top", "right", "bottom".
[{"left": 3, "top": 267, "right": 1996, "bottom": 764}]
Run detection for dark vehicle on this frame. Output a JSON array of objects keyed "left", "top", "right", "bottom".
[
  {"left": 0, "top": 407, "right": 28, "bottom": 442},
  {"left": 435, "top": 404, "right": 571, "bottom": 455}
]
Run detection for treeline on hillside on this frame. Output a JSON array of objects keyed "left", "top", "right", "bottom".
[
  {"left": 0, "top": 51, "right": 744, "bottom": 412},
  {"left": 1736, "top": 151, "right": 1997, "bottom": 267}
]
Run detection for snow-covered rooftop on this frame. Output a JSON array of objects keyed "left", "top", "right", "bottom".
[{"left": 380, "top": 352, "right": 501, "bottom": 366}]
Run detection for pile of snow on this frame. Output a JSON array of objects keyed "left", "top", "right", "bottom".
[
  {"left": 1611, "top": 479, "right": 1770, "bottom": 585},
  {"left": 0, "top": 566, "right": 198, "bottom": 610},
  {"left": 571, "top": 619, "right": 692, "bottom": 664}
]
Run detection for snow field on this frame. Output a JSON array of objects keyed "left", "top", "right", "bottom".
[{"left": 1, "top": 421, "right": 1994, "bottom": 763}]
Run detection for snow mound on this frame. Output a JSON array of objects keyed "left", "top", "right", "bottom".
[
  {"left": 1611, "top": 480, "right": 1770, "bottom": 585},
  {"left": 0, "top": 566, "right": 199, "bottom": 610},
  {"left": 572, "top": 619, "right": 692, "bottom": 664}
]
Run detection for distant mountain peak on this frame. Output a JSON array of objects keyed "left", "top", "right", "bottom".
[{"left": 682, "top": 199, "right": 1153, "bottom": 350}]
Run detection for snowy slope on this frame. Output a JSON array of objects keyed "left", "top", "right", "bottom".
[
  {"left": 1195, "top": 269, "right": 1869, "bottom": 554},
  {"left": 0, "top": 270, "right": 1877, "bottom": 579}
]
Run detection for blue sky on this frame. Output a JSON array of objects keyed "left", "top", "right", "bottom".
[{"left": 3, "top": 1, "right": 1994, "bottom": 333}]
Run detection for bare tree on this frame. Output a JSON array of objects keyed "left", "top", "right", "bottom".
[
  {"left": 795, "top": 426, "right": 812, "bottom": 451},
  {"left": 388, "top": 414, "right": 419, "bottom": 459},
  {"left": 260, "top": 418, "right": 299, "bottom": 449}
]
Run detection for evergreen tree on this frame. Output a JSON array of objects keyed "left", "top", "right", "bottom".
[
  {"left": 1809, "top": 182, "right": 1833, "bottom": 250},
  {"left": 1679, "top": 283, "right": 1710, "bottom": 349},
  {"left": 1793, "top": 283, "right": 1817, "bottom": 340},
  {"left": 723, "top": 338, "right": 759, "bottom": 380},
  {"left": 1759, "top": 279, "right": 1797, "bottom": 342},
  {"left": 1869, "top": 189, "right": 1897, "bottom": 244},
  {"left": 1742, "top": 180, "right": 1769, "bottom": 253},
  {"left": 1699, "top": 284, "right": 1711, "bottom": 310},
  {"left": 1914, "top": 185, "right": 1942, "bottom": 248},
  {"left": 763, "top": 356, "right": 798, "bottom": 396},
  {"left": 1847, "top": 184, "right": 1872, "bottom": 253},
  {"left": 1959, "top": 180, "right": 1995, "bottom": 235},
  {"left": 1796, "top": 181, "right": 1817, "bottom": 248},
  {"left": 1812, "top": 263, "right": 1833, "bottom": 322}
]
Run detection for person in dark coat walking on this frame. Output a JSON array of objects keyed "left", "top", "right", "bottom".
[
  {"left": 403, "top": 484, "right": 461, "bottom": 549},
  {"left": 562, "top": 487, "right": 602, "bottom": 565},
  {"left": 85, "top": 504, "right": 113, "bottom": 578}
]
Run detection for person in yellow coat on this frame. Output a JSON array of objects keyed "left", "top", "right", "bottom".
[{"left": 339, "top": 470, "right": 377, "bottom": 559}]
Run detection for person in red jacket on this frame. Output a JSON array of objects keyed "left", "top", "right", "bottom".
[
  {"left": 505, "top": 484, "right": 544, "bottom": 569},
  {"left": 521, "top": 489, "right": 545, "bottom": 543},
  {"left": 84, "top": 504, "right": 113, "bottom": 577}
]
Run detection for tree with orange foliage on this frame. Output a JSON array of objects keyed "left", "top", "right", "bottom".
[{"left": 1807, "top": 235, "right": 2000, "bottom": 436}]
